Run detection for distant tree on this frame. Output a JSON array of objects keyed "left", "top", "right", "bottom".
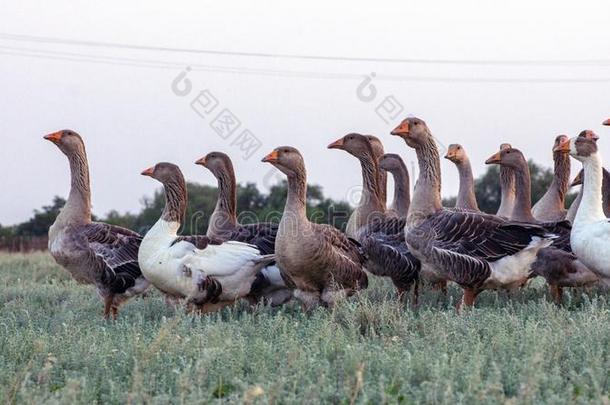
[
  {"left": 104, "top": 210, "right": 138, "bottom": 230},
  {"left": 441, "top": 196, "right": 457, "bottom": 208},
  {"left": 0, "top": 224, "right": 16, "bottom": 239},
  {"left": 101, "top": 180, "right": 352, "bottom": 235},
  {"left": 15, "top": 196, "right": 66, "bottom": 236},
  {"left": 256, "top": 180, "right": 353, "bottom": 231}
]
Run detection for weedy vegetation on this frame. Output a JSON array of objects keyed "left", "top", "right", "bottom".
[{"left": 1, "top": 253, "right": 609, "bottom": 404}]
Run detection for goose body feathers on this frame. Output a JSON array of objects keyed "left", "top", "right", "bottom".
[{"left": 406, "top": 209, "right": 554, "bottom": 290}]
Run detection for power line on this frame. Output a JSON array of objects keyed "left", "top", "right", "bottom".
[
  {"left": 2, "top": 44, "right": 610, "bottom": 83},
  {"left": 1, "top": 32, "right": 610, "bottom": 67}
]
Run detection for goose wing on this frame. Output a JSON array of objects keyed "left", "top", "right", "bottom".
[
  {"left": 185, "top": 241, "right": 267, "bottom": 278},
  {"left": 408, "top": 210, "right": 550, "bottom": 288},
  {"left": 359, "top": 217, "right": 419, "bottom": 287},
  {"left": 540, "top": 220, "right": 571, "bottom": 252},
  {"left": 225, "top": 222, "right": 278, "bottom": 255},
  {"left": 171, "top": 235, "right": 224, "bottom": 250},
  {"left": 79, "top": 222, "right": 143, "bottom": 294},
  {"left": 428, "top": 210, "right": 549, "bottom": 261},
  {"left": 315, "top": 224, "right": 368, "bottom": 289}
]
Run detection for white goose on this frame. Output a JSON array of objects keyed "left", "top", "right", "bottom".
[
  {"left": 561, "top": 132, "right": 610, "bottom": 286},
  {"left": 138, "top": 162, "right": 275, "bottom": 312}
]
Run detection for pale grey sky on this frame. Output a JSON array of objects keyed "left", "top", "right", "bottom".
[{"left": 1, "top": 0, "right": 609, "bottom": 225}]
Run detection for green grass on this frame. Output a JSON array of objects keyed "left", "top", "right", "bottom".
[{"left": 1, "top": 253, "right": 609, "bottom": 404}]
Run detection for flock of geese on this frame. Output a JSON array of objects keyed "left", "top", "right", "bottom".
[{"left": 43, "top": 117, "right": 610, "bottom": 319}]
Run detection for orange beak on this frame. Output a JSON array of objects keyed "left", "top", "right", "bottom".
[
  {"left": 195, "top": 156, "right": 207, "bottom": 166},
  {"left": 553, "top": 137, "right": 571, "bottom": 153},
  {"left": 603, "top": 118, "right": 610, "bottom": 126},
  {"left": 327, "top": 138, "right": 344, "bottom": 149},
  {"left": 261, "top": 150, "right": 279, "bottom": 163},
  {"left": 44, "top": 131, "right": 63, "bottom": 144},
  {"left": 141, "top": 166, "right": 155, "bottom": 177},
  {"left": 485, "top": 151, "right": 502, "bottom": 165},
  {"left": 390, "top": 121, "right": 409, "bottom": 136}
]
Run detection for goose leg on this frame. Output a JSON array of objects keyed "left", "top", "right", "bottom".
[
  {"left": 396, "top": 288, "right": 407, "bottom": 302},
  {"left": 407, "top": 280, "right": 420, "bottom": 308},
  {"left": 549, "top": 285, "right": 564, "bottom": 304},
  {"left": 457, "top": 288, "right": 480, "bottom": 312},
  {"left": 103, "top": 295, "right": 113, "bottom": 319},
  {"left": 434, "top": 280, "right": 448, "bottom": 296}
]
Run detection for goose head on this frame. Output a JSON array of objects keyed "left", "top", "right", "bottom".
[
  {"left": 327, "top": 133, "right": 375, "bottom": 160},
  {"left": 390, "top": 117, "right": 429, "bottom": 148},
  {"left": 44, "top": 129, "right": 86, "bottom": 157},
  {"left": 565, "top": 131, "right": 599, "bottom": 163},
  {"left": 365, "top": 135, "right": 385, "bottom": 160},
  {"left": 379, "top": 153, "right": 404, "bottom": 173},
  {"left": 261, "top": 146, "right": 305, "bottom": 177},
  {"left": 603, "top": 118, "right": 610, "bottom": 126},
  {"left": 552, "top": 135, "right": 570, "bottom": 156},
  {"left": 195, "top": 151, "right": 233, "bottom": 179},
  {"left": 444, "top": 144, "right": 467, "bottom": 164},
  {"left": 485, "top": 146, "right": 527, "bottom": 169},
  {"left": 141, "top": 162, "right": 185, "bottom": 186}
]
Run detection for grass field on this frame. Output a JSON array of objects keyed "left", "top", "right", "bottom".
[{"left": 1, "top": 253, "right": 609, "bottom": 404}]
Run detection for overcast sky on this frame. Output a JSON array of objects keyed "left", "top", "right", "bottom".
[{"left": 1, "top": 0, "right": 609, "bottom": 225}]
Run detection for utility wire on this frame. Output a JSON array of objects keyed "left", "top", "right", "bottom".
[
  {"left": 1, "top": 32, "right": 610, "bottom": 66},
  {"left": 2, "top": 44, "right": 610, "bottom": 83}
]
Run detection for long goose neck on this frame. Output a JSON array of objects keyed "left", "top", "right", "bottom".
[
  {"left": 58, "top": 148, "right": 92, "bottom": 225},
  {"left": 357, "top": 151, "right": 384, "bottom": 212},
  {"left": 161, "top": 178, "right": 187, "bottom": 229},
  {"left": 409, "top": 136, "right": 442, "bottom": 227},
  {"left": 212, "top": 165, "right": 237, "bottom": 225},
  {"left": 379, "top": 170, "right": 388, "bottom": 205},
  {"left": 390, "top": 166, "right": 411, "bottom": 216},
  {"left": 602, "top": 169, "right": 610, "bottom": 216},
  {"left": 285, "top": 170, "right": 308, "bottom": 220},
  {"left": 548, "top": 152, "right": 570, "bottom": 207},
  {"left": 497, "top": 166, "right": 516, "bottom": 217},
  {"left": 511, "top": 160, "right": 536, "bottom": 223},
  {"left": 575, "top": 154, "right": 605, "bottom": 225},
  {"left": 566, "top": 188, "right": 583, "bottom": 223},
  {"left": 455, "top": 157, "right": 478, "bottom": 210}
]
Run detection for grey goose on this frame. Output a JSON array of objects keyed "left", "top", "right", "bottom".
[
  {"left": 379, "top": 153, "right": 411, "bottom": 219},
  {"left": 485, "top": 144, "right": 599, "bottom": 303},
  {"left": 531, "top": 135, "right": 571, "bottom": 222},
  {"left": 444, "top": 144, "right": 480, "bottom": 211},
  {"left": 328, "top": 134, "right": 420, "bottom": 301},
  {"left": 261, "top": 147, "right": 368, "bottom": 310},
  {"left": 44, "top": 130, "right": 149, "bottom": 319},
  {"left": 391, "top": 117, "right": 555, "bottom": 309}
]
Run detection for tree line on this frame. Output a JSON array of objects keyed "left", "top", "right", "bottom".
[{"left": 0, "top": 161, "right": 576, "bottom": 247}]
